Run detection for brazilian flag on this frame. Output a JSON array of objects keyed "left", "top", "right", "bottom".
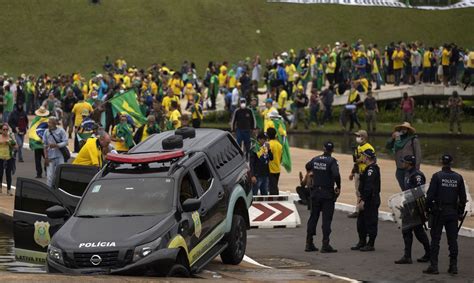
[
  {"left": 28, "top": 116, "right": 49, "bottom": 150},
  {"left": 110, "top": 90, "right": 147, "bottom": 127}
]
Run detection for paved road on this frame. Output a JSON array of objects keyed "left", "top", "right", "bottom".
[
  {"left": 247, "top": 205, "right": 474, "bottom": 282},
  {"left": 3, "top": 149, "right": 474, "bottom": 281}
]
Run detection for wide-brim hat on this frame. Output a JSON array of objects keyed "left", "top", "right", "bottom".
[
  {"left": 394, "top": 122, "right": 416, "bottom": 134},
  {"left": 35, "top": 106, "right": 50, "bottom": 117},
  {"left": 268, "top": 109, "right": 281, "bottom": 119}
]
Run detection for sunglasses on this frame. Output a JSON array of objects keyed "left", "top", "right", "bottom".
[{"left": 2, "top": 128, "right": 8, "bottom": 131}]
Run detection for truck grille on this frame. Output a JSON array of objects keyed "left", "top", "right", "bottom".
[{"left": 73, "top": 251, "right": 119, "bottom": 268}]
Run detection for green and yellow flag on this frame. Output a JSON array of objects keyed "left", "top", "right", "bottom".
[
  {"left": 110, "top": 90, "right": 147, "bottom": 127},
  {"left": 28, "top": 116, "right": 49, "bottom": 150}
]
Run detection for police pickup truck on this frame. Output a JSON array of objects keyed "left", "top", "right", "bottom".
[{"left": 13, "top": 128, "right": 252, "bottom": 276}]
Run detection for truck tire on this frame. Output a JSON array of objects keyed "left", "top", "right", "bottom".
[
  {"left": 175, "top": 127, "right": 196, "bottom": 139},
  {"left": 162, "top": 135, "right": 183, "bottom": 150},
  {"left": 166, "top": 264, "right": 190, "bottom": 277},
  {"left": 220, "top": 214, "right": 246, "bottom": 265}
]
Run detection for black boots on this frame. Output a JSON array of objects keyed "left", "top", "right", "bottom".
[
  {"left": 448, "top": 258, "right": 458, "bottom": 275},
  {"left": 360, "top": 237, "right": 375, "bottom": 252},
  {"left": 320, "top": 240, "right": 337, "bottom": 253},
  {"left": 351, "top": 236, "right": 367, "bottom": 250},
  {"left": 394, "top": 256, "right": 413, "bottom": 264},
  {"left": 417, "top": 254, "right": 430, "bottom": 263},
  {"left": 423, "top": 265, "right": 439, "bottom": 275},
  {"left": 305, "top": 236, "right": 318, "bottom": 252}
]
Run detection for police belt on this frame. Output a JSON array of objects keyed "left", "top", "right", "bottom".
[{"left": 311, "top": 186, "right": 334, "bottom": 192}]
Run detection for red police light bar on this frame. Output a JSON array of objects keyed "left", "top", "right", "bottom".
[{"left": 106, "top": 151, "right": 185, "bottom": 164}]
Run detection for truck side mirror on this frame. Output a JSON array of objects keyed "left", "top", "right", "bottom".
[
  {"left": 46, "top": 205, "right": 68, "bottom": 219},
  {"left": 182, "top": 199, "right": 201, "bottom": 212}
]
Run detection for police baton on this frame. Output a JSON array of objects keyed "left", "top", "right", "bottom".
[{"left": 458, "top": 211, "right": 468, "bottom": 232}]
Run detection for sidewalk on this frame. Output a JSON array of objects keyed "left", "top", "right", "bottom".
[{"left": 279, "top": 147, "right": 474, "bottom": 229}]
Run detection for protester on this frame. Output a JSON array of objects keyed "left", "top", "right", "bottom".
[
  {"left": 231, "top": 98, "right": 256, "bottom": 156},
  {"left": 134, "top": 115, "right": 160, "bottom": 143},
  {"left": 386, "top": 122, "right": 422, "bottom": 190},
  {"left": 266, "top": 127, "right": 282, "bottom": 195},
  {"left": 189, "top": 96, "right": 203, "bottom": 128},
  {"left": 8, "top": 104, "right": 28, "bottom": 162},
  {"left": 167, "top": 101, "right": 181, "bottom": 130},
  {"left": 400, "top": 92, "right": 415, "bottom": 123},
  {"left": 71, "top": 94, "right": 93, "bottom": 152},
  {"left": 250, "top": 132, "right": 273, "bottom": 196},
  {"left": 363, "top": 91, "right": 378, "bottom": 133},
  {"left": 62, "top": 88, "right": 78, "bottom": 138},
  {"left": 448, "top": 91, "right": 463, "bottom": 134},
  {"left": 73, "top": 132, "right": 112, "bottom": 168},
  {"left": 112, "top": 113, "right": 134, "bottom": 153},
  {"left": 43, "top": 117, "right": 68, "bottom": 187},
  {"left": 0, "top": 124, "right": 18, "bottom": 195},
  {"left": 2, "top": 83, "right": 13, "bottom": 123},
  {"left": 307, "top": 89, "right": 320, "bottom": 128}
]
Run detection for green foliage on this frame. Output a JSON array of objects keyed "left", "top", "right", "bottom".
[{"left": 0, "top": 0, "right": 473, "bottom": 75}]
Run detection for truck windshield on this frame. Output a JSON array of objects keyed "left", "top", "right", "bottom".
[{"left": 76, "top": 178, "right": 174, "bottom": 217}]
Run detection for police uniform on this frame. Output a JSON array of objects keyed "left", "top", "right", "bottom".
[
  {"left": 354, "top": 149, "right": 380, "bottom": 251},
  {"left": 424, "top": 155, "right": 467, "bottom": 275},
  {"left": 305, "top": 142, "right": 341, "bottom": 253},
  {"left": 395, "top": 155, "right": 430, "bottom": 264}
]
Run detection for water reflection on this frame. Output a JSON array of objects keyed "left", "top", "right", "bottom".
[
  {"left": 288, "top": 133, "right": 474, "bottom": 170},
  {"left": 0, "top": 219, "right": 45, "bottom": 273}
]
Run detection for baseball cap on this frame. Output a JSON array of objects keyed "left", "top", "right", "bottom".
[
  {"left": 265, "top": 98, "right": 273, "bottom": 104},
  {"left": 441, "top": 154, "right": 453, "bottom": 165},
  {"left": 324, "top": 141, "right": 334, "bottom": 152},
  {"left": 362, "top": 149, "right": 376, "bottom": 159},
  {"left": 402, "top": 155, "right": 416, "bottom": 165}
]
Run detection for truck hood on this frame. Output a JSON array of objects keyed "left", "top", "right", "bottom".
[{"left": 51, "top": 213, "right": 174, "bottom": 250}]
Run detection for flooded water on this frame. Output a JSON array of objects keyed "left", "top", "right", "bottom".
[
  {"left": 288, "top": 133, "right": 474, "bottom": 170},
  {"left": 0, "top": 219, "right": 45, "bottom": 273}
]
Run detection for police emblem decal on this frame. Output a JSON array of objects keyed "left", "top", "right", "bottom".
[
  {"left": 192, "top": 211, "right": 202, "bottom": 238},
  {"left": 34, "top": 221, "right": 51, "bottom": 248}
]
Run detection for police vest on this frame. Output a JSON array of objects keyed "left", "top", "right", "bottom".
[
  {"left": 434, "top": 170, "right": 463, "bottom": 213},
  {"left": 311, "top": 155, "right": 336, "bottom": 189}
]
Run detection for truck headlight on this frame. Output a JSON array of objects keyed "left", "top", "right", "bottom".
[
  {"left": 133, "top": 237, "right": 162, "bottom": 262},
  {"left": 47, "top": 245, "right": 64, "bottom": 265}
]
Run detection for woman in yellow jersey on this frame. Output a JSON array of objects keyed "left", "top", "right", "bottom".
[{"left": 112, "top": 114, "right": 134, "bottom": 153}]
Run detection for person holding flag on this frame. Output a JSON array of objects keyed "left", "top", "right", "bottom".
[
  {"left": 29, "top": 106, "right": 50, "bottom": 179},
  {"left": 134, "top": 115, "right": 160, "bottom": 143},
  {"left": 112, "top": 113, "right": 134, "bottom": 153},
  {"left": 265, "top": 109, "right": 292, "bottom": 173},
  {"left": 109, "top": 89, "right": 147, "bottom": 128}
]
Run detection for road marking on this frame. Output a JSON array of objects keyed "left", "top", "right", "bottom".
[{"left": 309, "top": 269, "right": 360, "bottom": 283}]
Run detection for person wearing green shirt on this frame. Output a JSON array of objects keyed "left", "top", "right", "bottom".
[
  {"left": 209, "top": 69, "right": 219, "bottom": 110},
  {"left": 3, "top": 85, "right": 14, "bottom": 123}
]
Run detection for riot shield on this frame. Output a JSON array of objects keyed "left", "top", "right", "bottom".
[{"left": 388, "top": 185, "right": 428, "bottom": 231}]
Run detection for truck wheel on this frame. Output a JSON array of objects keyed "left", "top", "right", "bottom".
[
  {"left": 166, "top": 264, "right": 190, "bottom": 277},
  {"left": 220, "top": 214, "right": 246, "bottom": 265},
  {"left": 175, "top": 127, "right": 196, "bottom": 139},
  {"left": 162, "top": 135, "right": 183, "bottom": 150}
]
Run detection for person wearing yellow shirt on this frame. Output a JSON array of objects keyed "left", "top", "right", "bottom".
[
  {"left": 392, "top": 46, "right": 405, "bottom": 86},
  {"left": 167, "top": 101, "right": 181, "bottom": 130},
  {"left": 71, "top": 97, "right": 93, "bottom": 128},
  {"left": 467, "top": 50, "right": 474, "bottom": 86},
  {"left": 183, "top": 83, "right": 196, "bottom": 109},
  {"left": 218, "top": 70, "right": 228, "bottom": 89},
  {"left": 277, "top": 85, "right": 290, "bottom": 123},
  {"left": 123, "top": 73, "right": 132, "bottom": 89},
  {"left": 266, "top": 127, "right": 283, "bottom": 195},
  {"left": 112, "top": 114, "right": 134, "bottom": 153},
  {"left": 73, "top": 133, "right": 111, "bottom": 168},
  {"left": 285, "top": 61, "right": 297, "bottom": 97},
  {"left": 262, "top": 98, "right": 277, "bottom": 131},
  {"left": 422, "top": 47, "right": 434, "bottom": 83},
  {"left": 133, "top": 115, "right": 160, "bottom": 143},
  {"left": 162, "top": 90, "right": 180, "bottom": 117},
  {"left": 169, "top": 73, "right": 184, "bottom": 97},
  {"left": 189, "top": 96, "right": 203, "bottom": 128},
  {"left": 347, "top": 130, "right": 375, "bottom": 218},
  {"left": 441, "top": 45, "right": 451, "bottom": 86},
  {"left": 326, "top": 57, "right": 336, "bottom": 85}
]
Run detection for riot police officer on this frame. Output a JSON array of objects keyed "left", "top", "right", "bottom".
[
  {"left": 305, "top": 141, "right": 341, "bottom": 253},
  {"left": 424, "top": 154, "right": 467, "bottom": 275},
  {"left": 395, "top": 155, "right": 431, "bottom": 264},
  {"left": 351, "top": 149, "right": 380, "bottom": 252}
]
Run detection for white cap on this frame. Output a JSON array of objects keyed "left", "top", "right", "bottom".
[
  {"left": 281, "top": 52, "right": 288, "bottom": 57},
  {"left": 277, "top": 58, "right": 284, "bottom": 65},
  {"left": 335, "top": 42, "right": 340, "bottom": 46},
  {"left": 268, "top": 109, "right": 281, "bottom": 119},
  {"left": 3, "top": 81, "right": 10, "bottom": 88}
]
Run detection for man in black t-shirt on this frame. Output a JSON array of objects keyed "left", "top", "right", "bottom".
[{"left": 62, "top": 88, "right": 78, "bottom": 138}]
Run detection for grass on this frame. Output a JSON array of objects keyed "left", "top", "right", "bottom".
[{"left": 0, "top": 0, "right": 473, "bottom": 76}]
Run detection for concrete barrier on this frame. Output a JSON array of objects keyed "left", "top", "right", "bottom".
[{"left": 250, "top": 195, "right": 301, "bottom": 228}]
